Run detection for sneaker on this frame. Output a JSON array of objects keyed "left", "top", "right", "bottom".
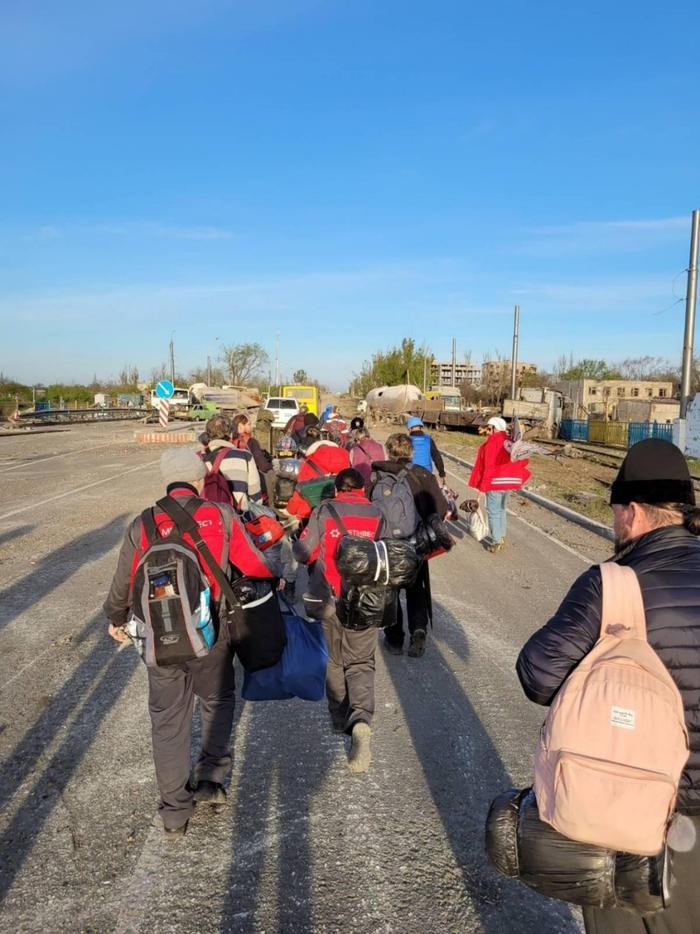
[
  {"left": 483, "top": 539, "right": 503, "bottom": 553},
  {"left": 163, "top": 820, "right": 188, "bottom": 838},
  {"left": 347, "top": 722, "right": 371, "bottom": 773},
  {"left": 383, "top": 637, "right": 403, "bottom": 655},
  {"left": 330, "top": 714, "right": 346, "bottom": 734},
  {"left": 407, "top": 629, "right": 427, "bottom": 658},
  {"left": 193, "top": 780, "right": 227, "bottom": 806}
]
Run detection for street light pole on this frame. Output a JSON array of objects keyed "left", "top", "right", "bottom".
[
  {"left": 510, "top": 305, "right": 520, "bottom": 400},
  {"left": 680, "top": 210, "right": 700, "bottom": 418},
  {"left": 169, "top": 331, "right": 176, "bottom": 385}
]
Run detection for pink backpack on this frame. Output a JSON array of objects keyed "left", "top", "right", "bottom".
[{"left": 534, "top": 562, "right": 689, "bottom": 855}]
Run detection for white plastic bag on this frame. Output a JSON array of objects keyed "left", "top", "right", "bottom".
[{"left": 464, "top": 497, "right": 488, "bottom": 541}]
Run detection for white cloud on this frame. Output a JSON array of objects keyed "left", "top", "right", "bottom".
[{"left": 520, "top": 215, "right": 689, "bottom": 256}]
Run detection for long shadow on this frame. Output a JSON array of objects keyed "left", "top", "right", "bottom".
[
  {"left": 0, "top": 515, "right": 128, "bottom": 631},
  {"left": 0, "top": 525, "right": 35, "bottom": 548},
  {"left": 0, "top": 613, "right": 125, "bottom": 811},
  {"left": 219, "top": 674, "right": 337, "bottom": 932},
  {"left": 383, "top": 600, "right": 579, "bottom": 932},
  {"left": 0, "top": 627, "right": 139, "bottom": 900}
]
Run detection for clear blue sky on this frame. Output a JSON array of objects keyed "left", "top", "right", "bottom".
[{"left": 1, "top": 0, "right": 698, "bottom": 389}]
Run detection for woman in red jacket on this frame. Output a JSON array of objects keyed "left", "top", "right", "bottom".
[
  {"left": 468, "top": 417, "right": 530, "bottom": 552},
  {"left": 286, "top": 428, "right": 351, "bottom": 521}
]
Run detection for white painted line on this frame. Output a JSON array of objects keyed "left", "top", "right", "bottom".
[
  {"left": 0, "top": 441, "right": 118, "bottom": 474},
  {"left": 0, "top": 460, "right": 161, "bottom": 522},
  {"left": 445, "top": 467, "right": 590, "bottom": 564}
]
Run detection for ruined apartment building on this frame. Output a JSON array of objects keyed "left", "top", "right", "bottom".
[{"left": 558, "top": 378, "right": 675, "bottom": 418}]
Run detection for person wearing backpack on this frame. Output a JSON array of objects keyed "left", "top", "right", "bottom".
[
  {"left": 104, "top": 449, "right": 274, "bottom": 838},
  {"left": 348, "top": 423, "right": 386, "bottom": 487},
  {"left": 516, "top": 439, "right": 700, "bottom": 933},
  {"left": 293, "top": 468, "right": 386, "bottom": 772},
  {"left": 286, "top": 426, "right": 350, "bottom": 521},
  {"left": 203, "top": 413, "right": 263, "bottom": 511},
  {"left": 369, "top": 433, "right": 449, "bottom": 658}
]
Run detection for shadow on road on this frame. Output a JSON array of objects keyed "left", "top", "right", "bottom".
[
  {"left": 219, "top": 689, "right": 337, "bottom": 933},
  {"left": 383, "top": 599, "right": 579, "bottom": 933},
  {"left": 0, "top": 525, "right": 36, "bottom": 549},
  {"left": 0, "top": 515, "right": 128, "bottom": 631},
  {"left": 0, "top": 614, "right": 139, "bottom": 901}
]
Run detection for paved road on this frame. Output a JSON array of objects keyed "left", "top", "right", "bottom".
[{"left": 0, "top": 424, "right": 612, "bottom": 932}]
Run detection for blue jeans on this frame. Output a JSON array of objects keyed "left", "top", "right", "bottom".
[{"left": 486, "top": 491, "right": 508, "bottom": 543}]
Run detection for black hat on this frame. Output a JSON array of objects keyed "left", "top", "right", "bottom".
[
  {"left": 350, "top": 416, "right": 364, "bottom": 430},
  {"left": 303, "top": 413, "right": 319, "bottom": 427},
  {"left": 610, "top": 438, "right": 695, "bottom": 506}
]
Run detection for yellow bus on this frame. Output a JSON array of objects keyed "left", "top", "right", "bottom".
[{"left": 281, "top": 384, "right": 320, "bottom": 416}]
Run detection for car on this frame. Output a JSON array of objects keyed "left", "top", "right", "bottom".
[
  {"left": 188, "top": 402, "right": 218, "bottom": 421},
  {"left": 264, "top": 396, "right": 300, "bottom": 429}
]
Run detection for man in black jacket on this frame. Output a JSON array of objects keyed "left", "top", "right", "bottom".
[
  {"left": 517, "top": 439, "right": 700, "bottom": 933},
  {"left": 369, "top": 432, "right": 449, "bottom": 658}
]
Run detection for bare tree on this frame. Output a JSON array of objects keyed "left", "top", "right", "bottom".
[{"left": 219, "top": 342, "right": 269, "bottom": 386}]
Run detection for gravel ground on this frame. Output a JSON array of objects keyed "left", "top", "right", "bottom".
[{"left": 0, "top": 422, "right": 610, "bottom": 933}]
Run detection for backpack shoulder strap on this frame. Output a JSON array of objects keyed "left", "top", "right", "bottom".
[
  {"left": 306, "top": 458, "right": 324, "bottom": 477},
  {"left": 323, "top": 501, "right": 350, "bottom": 538},
  {"left": 156, "top": 496, "right": 238, "bottom": 605},
  {"left": 206, "top": 448, "right": 229, "bottom": 473},
  {"left": 141, "top": 507, "right": 159, "bottom": 545},
  {"left": 599, "top": 562, "right": 647, "bottom": 642}
]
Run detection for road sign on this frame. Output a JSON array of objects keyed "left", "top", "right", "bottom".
[
  {"left": 155, "top": 379, "right": 175, "bottom": 400},
  {"left": 159, "top": 399, "right": 170, "bottom": 429}
]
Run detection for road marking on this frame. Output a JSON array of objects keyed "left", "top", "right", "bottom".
[
  {"left": 445, "top": 467, "right": 590, "bottom": 564},
  {"left": 0, "top": 460, "right": 160, "bottom": 521},
  {"left": 0, "top": 441, "right": 119, "bottom": 474}
]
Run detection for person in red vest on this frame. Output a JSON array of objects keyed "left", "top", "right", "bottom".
[
  {"left": 104, "top": 449, "right": 273, "bottom": 837},
  {"left": 293, "top": 468, "right": 386, "bottom": 772},
  {"left": 286, "top": 427, "right": 350, "bottom": 521},
  {"left": 468, "top": 417, "right": 530, "bottom": 552}
]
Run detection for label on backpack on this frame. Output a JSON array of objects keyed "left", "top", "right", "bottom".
[{"left": 610, "top": 705, "right": 636, "bottom": 730}]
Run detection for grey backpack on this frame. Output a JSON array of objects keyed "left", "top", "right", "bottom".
[{"left": 371, "top": 468, "right": 420, "bottom": 540}]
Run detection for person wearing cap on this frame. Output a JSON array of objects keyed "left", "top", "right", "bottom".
[
  {"left": 468, "top": 416, "right": 530, "bottom": 552},
  {"left": 516, "top": 439, "right": 700, "bottom": 932},
  {"left": 406, "top": 416, "right": 446, "bottom": 481},
  {"left": 104, "top": 449, "right": 274, "bottom": 838}
]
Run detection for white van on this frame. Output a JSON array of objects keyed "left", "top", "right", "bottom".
[{"left": 265, "top": 397, "right": 300, "bottom": 429}]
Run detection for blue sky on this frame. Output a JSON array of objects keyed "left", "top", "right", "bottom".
[{"left": 1, "top": 0, "right": 698, "bottom": 389}]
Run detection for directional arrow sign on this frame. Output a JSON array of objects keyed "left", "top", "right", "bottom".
[{"left": 155, "top": 379, "right": 175, "bottom": 400}]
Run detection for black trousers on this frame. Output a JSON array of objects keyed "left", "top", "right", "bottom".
[
  {"left": 384, "top": 564, "right": 429, "bottom": 647},
  {"left": 583, "top": 818, "right": 700, "bottom": 934},
  {"left": 147, "top": 639, "right": 235, "bottom": 830}
]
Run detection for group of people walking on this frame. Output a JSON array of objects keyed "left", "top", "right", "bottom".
[{"left": 103, "top": 398, "right": 700, "bottom": 932}]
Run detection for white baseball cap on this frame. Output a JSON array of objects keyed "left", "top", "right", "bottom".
[{"left": 486, "top": 417, "right": 507, "bottom": 432}]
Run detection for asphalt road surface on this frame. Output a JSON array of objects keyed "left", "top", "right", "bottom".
[{"left": 0, "top": 423, "right": 612, "bottom": 933}]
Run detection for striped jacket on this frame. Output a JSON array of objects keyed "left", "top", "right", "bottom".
[{"left": 207, "top": 439, "right": 263, "bottom": 510}]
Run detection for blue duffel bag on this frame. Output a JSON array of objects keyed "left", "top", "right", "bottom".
[{"left": 241, "top": 596, "right": 328, "bottom": 702}]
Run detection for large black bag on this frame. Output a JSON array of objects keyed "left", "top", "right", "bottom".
[
  {"left": 157, "top": 498, "right": 286, "bottom": 673},
  {"left": 335, "top": 534, "right": 421, "bottom": 589},
  {"left": 485, "top": 787, "right": 670, "bottom": 914},
  {"left": 413, "top": 513, "right": 454, "bottom": 559},
  {"left": 336, "top": 584, "right": 397, "bottom": 631}
]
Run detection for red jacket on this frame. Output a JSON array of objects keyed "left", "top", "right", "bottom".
[
  {"left": 286, "top": 442, "right": 351, "bottom": 519},
  {"left": 468, "top": 431, "right": 531, "bottom": 493},
  {"left": 293, "top": 490, "right": 385, "bottom": 596},
  {"left": 103, "top": 486, "right": 273, "bottom": 625}
]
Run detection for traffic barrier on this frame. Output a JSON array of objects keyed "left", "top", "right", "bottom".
[{"left": 134, "top": 430, "right": 195, "bottom": 444}]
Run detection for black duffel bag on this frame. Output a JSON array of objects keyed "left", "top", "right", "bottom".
[
  {"left": 336, "top": 535, "right": 421, "bottom": 589},
  {"left": 336, "top": 584, "right": 397, "bottom": 631},
  {"left": 486, "top": 787, "right": 670, "bottom": 914},
  {"left": 225, "top": 577, "right": 287, "bottom": 672}
]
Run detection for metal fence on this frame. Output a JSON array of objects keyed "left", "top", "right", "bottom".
[{"left": 560, "top": 419, "right": 674, "bottom": 448}]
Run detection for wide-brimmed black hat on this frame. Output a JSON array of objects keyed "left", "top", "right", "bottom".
[{"left": 610, "top": 438, "right": 695, "bottom": 506}]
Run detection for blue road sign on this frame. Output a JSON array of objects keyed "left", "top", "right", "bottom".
[{"left": 155, "top": 380, "right": 175, "bottom": 400}]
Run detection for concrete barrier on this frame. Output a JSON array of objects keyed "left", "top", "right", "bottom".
[{"left": 134, "top": 430, "right": 196, "bottom": 444}]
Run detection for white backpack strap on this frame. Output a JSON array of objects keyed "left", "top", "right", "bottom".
[{"left": 599, "top": 562, "right": 647, "bottom": 642}]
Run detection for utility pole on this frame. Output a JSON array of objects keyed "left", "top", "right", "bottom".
[
  {"left": 451, "top": 337, "right": 457, "bottom": 387},
  {"left": 680, "top": 210, "right": 700, "bottom": 418},
  {"left": 422, "top": 355, "right": 428, "bottom": 393},
  {"left": 207, "top": 355, "right": 212, "bottom": 387},
  {"left": 510, "top": 305, "right": 520, "bottom": 400},
  {"left": 169, "top": 332, "right": 176, "bottom": 385},
  {"left": 274, "top": 334, "right": 280, "bottom": 393}
]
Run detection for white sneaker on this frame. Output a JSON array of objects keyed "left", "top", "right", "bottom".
[{"left": 347, "top": 722, "right": 371, "bottom": 773}]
